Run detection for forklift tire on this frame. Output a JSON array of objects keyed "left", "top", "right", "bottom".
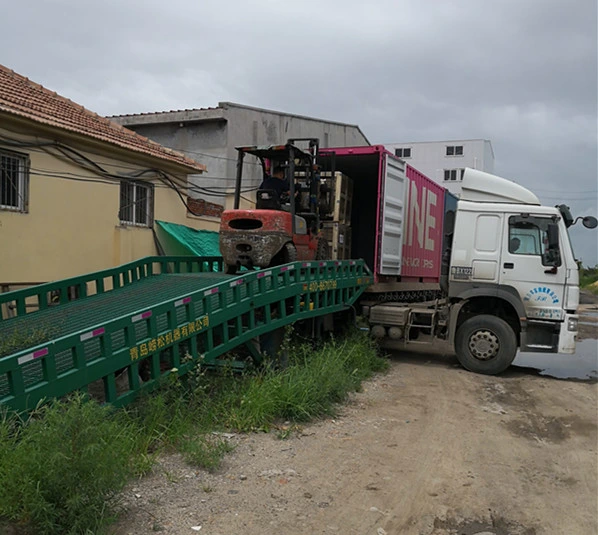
[
  {"left": 225, "top": 264, "right": 238, "bottom": 275},
  {"left": 315, "top": 238, "right": 331, "bottom": 261},
  {"left": 454, "top": 315, "right": 517, "bottom": 375},
  {"left": 282, "top": 242, "right": 297, "bottom": 263}
]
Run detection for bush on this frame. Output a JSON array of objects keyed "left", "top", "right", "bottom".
[
  {"left": 580, "top": 265, "right": 598, "bottom": 293},
  {"left": 218, "top": 332, "right": 388, "bottom": 431},
  {"left": 0, "top": 394, "right": 136, "bottom": 535},
  {"left": 0, "top": 330, "right": 386, "bottom": 533}
]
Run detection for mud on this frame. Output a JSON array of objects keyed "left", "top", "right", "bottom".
[{"left": 113, "top": 346, "right": 597, "bottom": 535}]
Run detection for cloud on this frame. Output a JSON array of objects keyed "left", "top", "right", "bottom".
[{"left": 2, "top": 0, "right": 597, "bottom": 262}]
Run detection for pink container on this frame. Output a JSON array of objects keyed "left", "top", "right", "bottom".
[
  {"left": 401, "top": 164, "right": 445, "bottom": 282},
  {"left": 319, "top": 146, "right": 447, "bottom": 283}
]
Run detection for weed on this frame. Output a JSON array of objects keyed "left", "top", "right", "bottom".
[
  {"left": 580, "top": 265, "right": 598, "bottom": 294},
  {"left": 0, "top": 324, "right": 59, "bottom": 358},
  {"left": 180, "top": 435, "right": 235, "bottom": 472},
  {"left": 276, "top": 425, "right": 296, "bottom": 440},
  {"left": 163, "top": 470, "right": 179, "bottom": 484},
  {"left": 212, "top": 331, "right": 387, "bottom": 431},
  {"left": 0, "top": 330, "right": 385, "bottom": 533},
  {"left": 0, "top": 394, "right": 136, "bottom": 535}
]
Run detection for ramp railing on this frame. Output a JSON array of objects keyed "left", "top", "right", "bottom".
[{"left": 0, "top": 259, "right": 371, "bottom": 411}]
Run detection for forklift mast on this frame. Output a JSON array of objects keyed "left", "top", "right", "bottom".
[{"left": 232, "top": 138, "right": 325, "bottom": 235}]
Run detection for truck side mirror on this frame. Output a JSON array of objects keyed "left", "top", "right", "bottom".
[{"left": 582, "top": 216, "right": 598, "bottom": 229}]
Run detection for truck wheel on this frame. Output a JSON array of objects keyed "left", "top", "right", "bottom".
[
  {"left": 455, "top": 315, "right": 517, "bottom": 375},
  {"left": 315, "top": 238, "right": 331, "bottom": 260}
]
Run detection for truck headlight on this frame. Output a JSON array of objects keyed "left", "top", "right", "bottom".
[{"left": 567, "top": 317, "right": 578, "bottom": 332}]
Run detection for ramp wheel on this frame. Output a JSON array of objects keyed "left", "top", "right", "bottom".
[{"left": 315, "top": 238, "right": 331, "bottom": 260}]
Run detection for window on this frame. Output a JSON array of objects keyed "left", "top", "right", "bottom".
[
  {"left": 120, "top": 181, "right": 153, "bottom": 226},
  {"left": 1, "top": 150, "right": 28, "bottom": 212},
  {"left": 446, "top": 145, "right": 463, "bottom": 156},
  {"left": 394, "top": 147, "right": 411, "bottom": 158},
  {"left": 444, "top": 169, "right": 465, "bottom": 181},
  {"left": 508, "top": 215, "right": 561, "bottom": 266}
]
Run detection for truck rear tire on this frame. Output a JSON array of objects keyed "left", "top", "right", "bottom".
[{"left": 455, "top": 315, "right": 517, "bottom": 375}]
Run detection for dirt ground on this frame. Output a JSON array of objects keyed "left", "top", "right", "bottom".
[{"left": 112, "top": 311, "right": 598, "bottom": 535}]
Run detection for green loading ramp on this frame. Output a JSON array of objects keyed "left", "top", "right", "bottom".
[{"left": 0, "top": 256, "right": 371, "bottom": 412}]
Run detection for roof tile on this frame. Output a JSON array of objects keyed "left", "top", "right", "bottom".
[
  {"left": 0, "top": 65, "right": 206, "bottom": 173},
  {"left": 107, "top": 107, "right": 220, "bottom": 119}
]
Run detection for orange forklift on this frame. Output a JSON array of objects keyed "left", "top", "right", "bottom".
[{"left": 219, "top": 138, "right": 332, "bottom": 274}]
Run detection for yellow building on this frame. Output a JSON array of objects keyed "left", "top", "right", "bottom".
[{"left": 0, "top": 64, "right": 221, "bottom": 291}]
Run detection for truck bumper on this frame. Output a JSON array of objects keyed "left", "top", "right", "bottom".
[{"left": 558, "top": 313, "right": 578, "bottom": 354}]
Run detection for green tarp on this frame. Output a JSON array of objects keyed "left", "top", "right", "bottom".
[{"left": 155, "top": 220, "right": 221, "bottom": 258}]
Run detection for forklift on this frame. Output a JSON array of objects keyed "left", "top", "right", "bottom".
[{"left": 219, "top": 138, "right": 333, "bottom": 274}]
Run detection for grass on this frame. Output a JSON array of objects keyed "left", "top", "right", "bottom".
[
  {"left": 0, "top": 325, "right": 59, "bottom": 358},
  {"left": 580, "top": 265, "right": 598, "bottom": 294},
  {"left": 0, "top": 396, "right": 136, "bottom": 535},
  {"left": 0, "top": 330, "right": 386, "bottom": 534}
]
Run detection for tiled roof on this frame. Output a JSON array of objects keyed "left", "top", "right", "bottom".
[{"left": 0, "top": 65, "right": 206, "bottom": 173}]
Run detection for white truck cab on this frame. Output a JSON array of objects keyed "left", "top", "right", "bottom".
[
  {"left": 447, "top": 168, "right": 591, "bottom": 373},
  {"left": 364, "top": 165, "right": 595, "bottom": 375}
]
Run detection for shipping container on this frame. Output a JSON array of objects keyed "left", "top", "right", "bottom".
[{"left": 319, "top": 145, "right": 449, "bottom": 283}]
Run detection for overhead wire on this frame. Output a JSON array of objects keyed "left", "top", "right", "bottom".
[
  {"left": 0, "top": 135, "right": 260, "bottom": 181},
  {"left": 0, "top": 134, "right": 260, "bottom": 213},
  {"left": 25, "top": 166, "right": 258, "bottom": 198}
]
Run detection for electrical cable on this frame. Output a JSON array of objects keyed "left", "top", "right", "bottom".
[
  {"left": 1, "top": 138, "right": 258, "bottom": 183},
  {"left": 0, "top": 133, "right": 300, "bottom": 214}
]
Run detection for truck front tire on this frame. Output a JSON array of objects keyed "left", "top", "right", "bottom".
[{"left": 455, "top": 315, "right": 517, "bottom": 375}]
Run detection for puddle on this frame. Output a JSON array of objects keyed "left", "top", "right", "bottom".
[{"left": 513, "top": 338, "right": 598, "bottom": 381}]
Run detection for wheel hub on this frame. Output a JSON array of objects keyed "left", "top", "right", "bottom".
[{"left": 468, "top": 330, "right": 499, "bottom": 360}]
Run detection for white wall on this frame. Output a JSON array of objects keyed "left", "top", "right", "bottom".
[{"left": 384, "top": 139, "right": 494, "bottom": 196}]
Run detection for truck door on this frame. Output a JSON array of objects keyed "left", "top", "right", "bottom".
[
  {"left": 499, "top": 214, "right": 566, "bottom": 321},
  {"left": 378, "top": 154, "right": 407, "bottom": 275}
]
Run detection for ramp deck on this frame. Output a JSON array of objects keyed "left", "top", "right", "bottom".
[{"left": 0, "top": 256, "right": 371, "bottom": 411}]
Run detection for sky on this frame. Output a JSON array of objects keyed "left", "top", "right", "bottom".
[{"left": 2, "top": 0, "right": 597, "bottom": 264}]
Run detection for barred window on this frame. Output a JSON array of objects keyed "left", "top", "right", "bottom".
[
  {"left": 1, "top": 150, "right": 28, "bottom": 212},
  {"left": 119, "top": 181, "right": 153, "bottom": 227}
]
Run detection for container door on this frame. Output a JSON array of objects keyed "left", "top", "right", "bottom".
[{"left": 378, "top": 154, "right": 407, "bottom": 275}]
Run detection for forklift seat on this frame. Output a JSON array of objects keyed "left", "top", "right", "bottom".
[
  {"left": 256, "top": 189, "right": 281, "bottom": 210},
  {"left": 256, "top": 189, "right": 307, "bottom": 234}
]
